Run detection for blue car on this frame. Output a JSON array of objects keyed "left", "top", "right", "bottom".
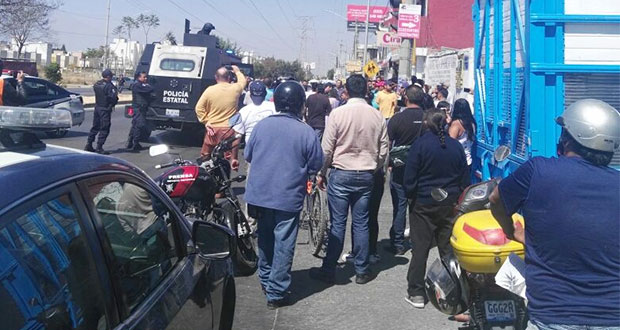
[{"left": 0, "top": 108, "right": 236, "bottom": 330}]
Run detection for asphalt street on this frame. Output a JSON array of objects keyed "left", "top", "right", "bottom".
[{"left": 43, "top": 106, "right": 455, "bottom": 330}]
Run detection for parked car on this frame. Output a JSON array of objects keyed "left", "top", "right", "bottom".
[
  {"left": 0, "top": 107, "right": 237, "bottom": 330},
  {"left": 1, "top": 74, "right": 85, "bottom": 137}
]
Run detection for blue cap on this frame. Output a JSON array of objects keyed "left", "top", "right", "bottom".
[{"left": 249, "top": 80, "right": 267, "bottom": 105}]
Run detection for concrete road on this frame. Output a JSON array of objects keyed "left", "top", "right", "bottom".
[{"left": 43, "top": 106, "right": 457, "bottom": 330}]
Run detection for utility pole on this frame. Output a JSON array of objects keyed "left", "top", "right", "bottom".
[
  {"left": 298, "top": 16, "right": 312, "bottom": 77},
  {"left": 398, "top": 0, "right": 414, "bottom": 80},
  {"left": 353, "top": 23, "right": 359, "bottom": 62},
  {"left": 103, "top": 0, "right": 111, "bottom": 69},
  {"left": 362, "top": 0, "right": 370, "bottom": 68}
]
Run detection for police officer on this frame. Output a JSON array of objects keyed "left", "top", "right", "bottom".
[
  {"left": 85, "top": 69, "right": 118, "bottom": 154},
  {"left": 125, "top": 71, "right": 154, "bottom": 152},
  {"left": 490, "top": 99, "right": 620, "bottom": 329},
  {"left": 0, "top": 59, "right": 27, "bottom": 106}
]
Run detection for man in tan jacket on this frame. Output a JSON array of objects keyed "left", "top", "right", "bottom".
[{"left": 195, "top": 65, "right": 246, "bottom": 169}]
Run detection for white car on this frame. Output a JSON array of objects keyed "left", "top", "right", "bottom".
[{"left": 1, "top": 75, "right": 85, "bottom": 137}]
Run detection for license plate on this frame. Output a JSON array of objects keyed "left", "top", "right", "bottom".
[
  {"left": 484, "top": 300, "right": 516, "bottom": 322},
  {"left": 165, "top": 109, "right": 180, "bottom": 117}
]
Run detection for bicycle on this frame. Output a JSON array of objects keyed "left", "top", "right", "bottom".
[{"left": 300, "top": 175, "right": 329, "bottom": 258}]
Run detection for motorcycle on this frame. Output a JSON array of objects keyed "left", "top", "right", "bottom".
[
  {"left": 149, "top": 133, "right": 258, "bottom": 276},
  {"left": 426, "top": 146, "right": 529, "bottom": 330}
]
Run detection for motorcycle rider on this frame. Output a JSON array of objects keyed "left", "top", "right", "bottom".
[
  {"left": 125, "top": 71, "right": 155, "bottom": 152},
  {"left": 85, "top": 69, "right": 118, "bottom": 154},
  {"left": 0, "top": 59, "right": 27, "bottom": 106},
  {"left": 244, "top": 81, "right": 323, "bottom": 309},
  {"left": 490, "top": 99, "right": 620, "bottom": 329}
]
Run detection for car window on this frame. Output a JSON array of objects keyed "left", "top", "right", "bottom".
[
  {"left": 23, "top": 79, "right": 52, "bottom": 98},
  {"left": 160, "top": 58, "right": 195, "bottom": 72},
  {"left": 0, "top": 194, "right": 109, "bottom": 330},
  {"left": 87, "top": 181, "right": 179, "bottom": 312}
]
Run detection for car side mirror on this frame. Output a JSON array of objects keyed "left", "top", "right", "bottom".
[
  {"left": 149, "top": 144, "right": 169, "bottom": 157},
  {"left": 192, "top": 221, "right": 234, "bottom": 259}
]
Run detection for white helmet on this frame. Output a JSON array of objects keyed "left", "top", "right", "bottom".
[{"left": 556, "top": 99, "right": 620, "bottom": 153}]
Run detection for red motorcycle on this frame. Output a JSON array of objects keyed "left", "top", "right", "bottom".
[{"left": 149, "top": 133, "right": 258, "bottom": 276}]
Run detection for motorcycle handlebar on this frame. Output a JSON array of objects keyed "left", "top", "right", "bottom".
[{"left": 155, "top": 162, "right": 176, "bottom": 169}]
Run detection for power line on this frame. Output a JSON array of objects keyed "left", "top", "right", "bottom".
[
  {"left": 275, "top": 0, "right": 296, "bottom": 31},
  {"left": 244, "top": 0, "right": 295, "bottom": 50}
]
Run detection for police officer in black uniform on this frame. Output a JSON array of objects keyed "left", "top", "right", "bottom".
[
  {"left": 85, "top": 69, "right": 118, "bottom": 154},
  {"left": 125, "top": 71, "right": 155, "bottom": 152}
]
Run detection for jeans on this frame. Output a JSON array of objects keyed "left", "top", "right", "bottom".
[
  {"left": 321, "top": 169, "right": 374, "bottom": 276},
  {"left": 87, "top": 107, "right": 112, "bottom": 148},
  {"left": 389, "top": 176, "right": 407, "bottom": 249},
  {"left": 527, "top": 320, "right": 620, "bottom": 330},
  {"left": 368, "top": 170, "right": 385, "bottom": 255},
  {"left": 407, "top": 203, "right": 455, "bottom": 296},
  {"left": 256, "top": 207, "right": 299, "bottom": 301}
]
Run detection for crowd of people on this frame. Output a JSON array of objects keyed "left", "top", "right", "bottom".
[
  {"left": 81, "top": 64, "right": 620, "bottom": 329},
  {"left": 191, "top": 66, "right": 480, "bottom": 310}
]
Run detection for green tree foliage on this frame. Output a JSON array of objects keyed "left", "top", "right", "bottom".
[
  {"left": 254, "top": 57, "right": 307, "bottom": 81},
  {"left": 215, "top": 36, "right": 242, "bottom": 55},
  {"left": 44, "top": 62, "right": 62, "bottom": 84},
  {"left": 163, "top": 31, "right": 177, "bottom": 45},
  {"left": 83, "top": 46, "right": 108, "bottom": 59},
  {"left": 327, "top": 69, "right": 335, "bottom": 80},
  {"left": 114, "top": 16, "right": 139, "bottom": 40}
]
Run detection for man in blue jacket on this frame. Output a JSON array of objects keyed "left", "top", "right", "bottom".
[{"left": 244, "top": 81, "right": 323, "bottom": 309}]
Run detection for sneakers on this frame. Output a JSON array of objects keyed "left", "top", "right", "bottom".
[
  {"left": 405, "top": 295, "right": 426, "bottom": 309},
  {"left": 369, "top": 253, "right": 381, "bottom": 264},
  {"left": 338, "top": 251, "right": 354, "bottom": 264},
  {"left": 267, "top": 296, "right": 292, "bottom": 310},
  {"left": 308, "top": 267, "right": 335, "bottom": 284},
  {"left": 355, "top": 273, "right": 373, "bottom": 285},
  {"left": 385, "top": 245, "right": 407, "bottom": 256}
]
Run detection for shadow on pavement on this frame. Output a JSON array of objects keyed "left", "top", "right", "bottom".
[{"left": 148, "top": 130, "right": 204, "bottom": 148}]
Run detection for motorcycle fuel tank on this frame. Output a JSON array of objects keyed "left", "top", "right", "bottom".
[{"left": 451, "top": 210, "right": 525, "bottom": 274}]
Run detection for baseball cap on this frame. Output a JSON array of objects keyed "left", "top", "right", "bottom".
[
  {"left": 249, "top": 80, "right": 267, "bottom": 105},
  {"left": 101, "top": 69, "right": 113, "bottom": 78}
]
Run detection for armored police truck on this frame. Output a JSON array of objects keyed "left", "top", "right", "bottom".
[{"left": 130, "top": 20, "right": 253, "bottom": 140}]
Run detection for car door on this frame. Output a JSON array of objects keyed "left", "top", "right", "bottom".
[
  {"left": 22, "top": 78, "right": 56, "bottom": 104},
  {"left": 79, "top": 174, "right": 217, "bottom": 329},
  {"left": 0, "top": 183, "right": 117, "bottom": 330}
]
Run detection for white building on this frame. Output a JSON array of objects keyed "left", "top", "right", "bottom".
[
  {"left": 109, "top": 38, "right": 144, "bottom": 71},
  {"left": 11, "top": 41, "right": 53, "bottom": 65}
]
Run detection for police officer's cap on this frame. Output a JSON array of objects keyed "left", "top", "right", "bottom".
[
  {"left": 274, "top": 81, "right": 305, "bottom": 114},
  {"left": 101, "top": 69, "right": 113, "bottom": 78}
]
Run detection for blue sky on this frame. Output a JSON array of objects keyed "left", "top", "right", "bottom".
[{"left": 48, "top": 0, "right": 385, "bottom": 74}]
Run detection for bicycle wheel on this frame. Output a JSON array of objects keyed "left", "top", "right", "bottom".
[{"left": 308, "top": 188, "right": 329, "bottom": 258}]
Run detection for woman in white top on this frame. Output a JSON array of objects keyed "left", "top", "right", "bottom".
[{"left": 448, "top": 98, "right": 477, "bottom": 179}]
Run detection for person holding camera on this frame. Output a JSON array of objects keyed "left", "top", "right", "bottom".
[
  {"left": 195, "top": 65, "right": 246, "bottom": 169},
  {"left": 0, "top": 59, "right": 27, "bottom": 106}
]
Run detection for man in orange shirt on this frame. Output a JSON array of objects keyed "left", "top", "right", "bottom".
[{"left": 195, "top": 65, "right": 247, "bottom": 170}]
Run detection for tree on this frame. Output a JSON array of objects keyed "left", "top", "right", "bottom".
[
  {"left": 136, "top": 14, "right": 160, "bottom": 44},
  {"left": 83, "top": 46, "right": 107, "bottom": 59},
  {"left": 44, "top": 62, "right": 61, "bottom": 84},
  {"left": 0, "top": 0, "right": 58, "bottom": 57},
  {"left": 114, "top": 16, "right": 139, "bottom": 40},
  {"left": 162, "top": 31, "right": 177, "bottom": 45},
  {"left": 254, "top": 57, "right": 307, "bottom": 81},
  {"left": 214, "top": 35, "right": 242, "bottom": 55},
  {"left": 327, "top": 69, "right": 335, "bottom": 80}
]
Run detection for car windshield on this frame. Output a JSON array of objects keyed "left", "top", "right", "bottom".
[{"left": 160, "top": 59, "right": 195, "bottom": 72}]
